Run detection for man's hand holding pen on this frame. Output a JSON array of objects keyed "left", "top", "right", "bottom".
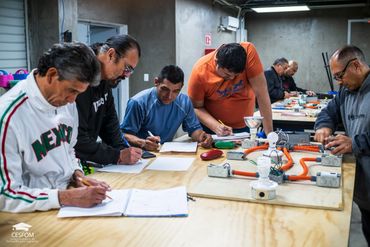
[
  {"left": 60, "top": 170, "right": 112, "bottom": 207},
  {"left": 215, "top": 120, "right": 233, "bottom": 136},
  {"left": 197, "top": 131, "right": 213, "bottom": 148},
  {"left": 143, "top": 131, "right": 161, "bottom": 151}
]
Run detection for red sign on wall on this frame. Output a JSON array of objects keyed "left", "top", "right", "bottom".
[{"left": 205, "top": 33, "right": 212, "bottom": 46}]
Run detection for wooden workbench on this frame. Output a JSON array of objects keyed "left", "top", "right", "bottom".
[{"left": 0, "top": 149, "right": 355, "bottom": 247}]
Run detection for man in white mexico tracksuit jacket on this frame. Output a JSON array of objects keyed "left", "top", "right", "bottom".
[{"left": 0, "top": 72, "right": 81, "bottom": 212}]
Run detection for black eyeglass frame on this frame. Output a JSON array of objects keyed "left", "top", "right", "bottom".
[
  {"left": 333, "top": 58, "right": 357, "bottom": 81},
  {"left": 112, "top": 48, "right": 135, "bottom": 75},
  {"left": 124, "top": 65, "right": 134, "bottom": 74}
]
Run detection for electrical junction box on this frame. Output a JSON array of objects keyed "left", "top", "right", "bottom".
[
  {"left": 221, "top": 16, "right": 239, "bottom": 31},
  {"left": 207, "top": 163, "right": 231, "bottom": 178},
  {"left": 316, "top": 172, "right": 341, "bottom": 188},
  {"left": 226, "top": 151, "right": 246, "bottom": 160},
  {"left": 321, "top": 154, "right": 342, "bottom": 167},
  {"left": 286, "top": 131, "right": 311, "bottom": 145}
]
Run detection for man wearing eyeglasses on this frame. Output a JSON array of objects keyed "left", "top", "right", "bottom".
[
  {"left": 75, "top": 35, "right": 143, "bottom": 166},
  {"left": 314, "top": 45, "right": 370, "bottom": 244}
]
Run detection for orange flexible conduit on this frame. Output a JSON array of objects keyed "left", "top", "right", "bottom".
[
  {"left": 280, "top": 147, "right": 293, "bottom": 171},
  {"left": 286, "top": 157, "right": 317, "bottom": 181},
  {"left": 293, "top": 145, "right": 321, "bottom": 153},
  {"left": 243, "top": 143, "right": 269, "bottom": 155},
  {"left": 236, "top": 144, "right": 318, "bottom": 181},
  {"left": 232, "top": 170, "right": 257, "bottom": 177}
]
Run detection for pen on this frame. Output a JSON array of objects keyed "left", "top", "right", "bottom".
[
  {"left": 147, "top": 130, "right": 161, "bottom": 150},
  {"left": 147, "top": 131, "right": 160, "bottom": 144},
  {"left": 121, "top": 132, "right": 131, "bottom": 147},
  {"left": 78, "top": 177, "right": 112, "bottom": 200},
  {"left": 218, "top": 119, "right": 225, "bottom": 126}
]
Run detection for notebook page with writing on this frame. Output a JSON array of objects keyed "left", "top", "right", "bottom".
[
  {"left": 124, "top": 186, "right": 188, "bottom": 217},
  {"left": 57, "top": 190, "right": 131, "bottom": 218}
]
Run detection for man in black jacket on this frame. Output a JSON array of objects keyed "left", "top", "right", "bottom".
[
  {"left": 75, "top": 35, "right": 142, "bottom": 165},
  {"left": 281, "top": 60, "right": 316, "bottom": 96},
  {"left": 265, "top": 57, "right": 295, "bottom": 103}
]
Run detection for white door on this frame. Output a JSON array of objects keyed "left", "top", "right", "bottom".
[{"left": 77, "top": 21, "right": 129, "bottom": 122}]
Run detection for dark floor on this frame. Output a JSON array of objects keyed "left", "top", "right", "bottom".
[{"left": 349, "top": 203, "right": 368, "bottom": 247}]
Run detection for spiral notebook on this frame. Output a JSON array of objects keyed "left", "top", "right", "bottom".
[{"left": 57, "top": 186, "right": 188, "bottom": 218}]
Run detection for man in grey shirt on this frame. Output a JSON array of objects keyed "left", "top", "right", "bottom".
[{"left": 314, "top": 45, "right": 370, "bottom": 244}]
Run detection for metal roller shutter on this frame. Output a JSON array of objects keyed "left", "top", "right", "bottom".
[{"left": 0, "top": 0, "right": 28, "bottom": 73}]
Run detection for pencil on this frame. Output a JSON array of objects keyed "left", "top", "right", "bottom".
[
  {"left": 78, "top": 177, "right": 112, "bottom": 200},
  {"left": 218, "top": 120, "right": 225, "bottom": 126}
]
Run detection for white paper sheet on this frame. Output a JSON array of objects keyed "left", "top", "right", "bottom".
[
  {"left": 159, "top": 142, "right": 197, "bottom": 153},
  {"left": 96, "top": 159, "right": 149, "bottom": 174},
  {"left": 146, "top": 157, "right": 195, "bottom": 171},
  {"left": 124, "top": 186, "right": 188, "bottom": 217},
  {"left": 211, "top": 132, "right": 250, "bottom": 141}
]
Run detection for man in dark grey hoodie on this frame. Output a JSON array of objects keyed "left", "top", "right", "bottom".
[{"left": 314, "top": 45, "right": 370, "bottom": 244}]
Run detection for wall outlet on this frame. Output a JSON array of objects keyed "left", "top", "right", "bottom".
[{"left": 144, "top": 73, "right": 149, "bottom": 82}]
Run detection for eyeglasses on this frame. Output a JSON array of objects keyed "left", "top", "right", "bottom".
[
  {"left": 333, "top": 58, "right": 357, "bottom": 81},
  {"left": 124, "top": 65, "right": 134, "bottom": 75}
]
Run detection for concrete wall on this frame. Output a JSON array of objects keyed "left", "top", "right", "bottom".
[
  {"left": 78, "top": 0, "right": 176, "bottom": 96},
  {"left": 245, "top": 7, "right": 370, "bottom": 93},
  {"left": 176, "top": 0, "right": 237, "bottom": 91},
  {"left": 78, "top": 0, "right": 129, "bottom": 24},
  {"left": 128, "top": 0, "right": 176, "bottom": 96},
  {"left": 27, "top": 0, "right": 59, "bottom": 68}
]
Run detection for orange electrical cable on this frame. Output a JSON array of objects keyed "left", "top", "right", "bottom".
[
  {"left": 303, "top": 104, "right": 318, "bottom": 109},
  {"left": 232, "top": 170, "right": 257, "bottom": 177},
  {"left": 280, "top": 147, "right": 293, "bottom": 171},
  {"left": 306, "top": 101, "right": 320, "bottom": 104},
  {"left": 299, "top": 157, "right": 316, "bottom": 176},
  {"left": 243, "top": 143, "right": 269, "bottom": 155},
  {"left": 286, "top": 175, "right": 312, "bottom": 181},
  {"left": 293, "top": 145, "right": 320, "bottom": 153}
]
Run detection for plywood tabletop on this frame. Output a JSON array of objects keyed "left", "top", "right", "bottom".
[{"left": 0, "top": 150, "right": 356, "bottom": 247}]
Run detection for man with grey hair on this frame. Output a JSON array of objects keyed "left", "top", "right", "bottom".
[
  {"left": 265, "top": 57, "right": 296, "bottom": 103},
  {"left": 0, "top": 42, "right": 111, "bottom": 213},
  {"left": 75, "top": 35, "right": 143, "bottom": 166},
  {"left": 281, "top": 60, "right": 316, "bottom": 96},
  {"left": 314, "top": 45, "right": 370, "bottom": 243}
]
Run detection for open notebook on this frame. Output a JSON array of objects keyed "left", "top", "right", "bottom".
[
  {"left": 211, "top": 132, "right": 250, "bottom": 141},
  {"left": 57, "top": 186, "right": 188, "bottom": 218}
]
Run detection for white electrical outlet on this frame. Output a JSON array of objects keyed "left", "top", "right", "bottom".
[{"left": 144, "top": 74, "right": 149, "bottom": 82}]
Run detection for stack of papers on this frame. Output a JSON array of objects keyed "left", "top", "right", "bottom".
[
  {"left": 96, "top": 160, "right": 149, "bottom": 174},
  {"left": 211, "top": 132, "right": 250, "bottom": 141},
  {"left": 57, "top": 186, "right": 188, "bottom": 218},
  {"left": 159, "top": 142, "right": 198, "bottom": 153}
]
